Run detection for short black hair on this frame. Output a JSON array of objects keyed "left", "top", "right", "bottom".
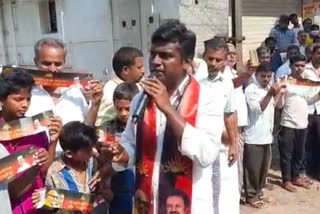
[
  {"left": 151, "top": 19, "right": 196, "bottom": 61},
  {"left": 204, "top": 37, "right": 228, "bottom": 53},
  {"left": 289, "top": 13, "right": 298, "bottom": 20},
  {"left": 287, "top": 45, "right": 300, "bottom": 53},
  {"left": 279, "top": 14, "right": 290, "bottom": 23},
  {"left": 0, "top": 68, "right": 35, "bottom": 99},
  {"left": 256, "top": 47, "right": 271, "bottom": 57},
  {"left": 264, "top": 37, "right": 276, "bottom": 44},
  {"left": 298, "top": 30, "right": 308, "bottom": 37},
  {"left": 113, "top": 82, "right": 139, "bottom": 102},
  {"left": 59, "top": 121, "right": 97, "bottom": 152},
  {"left": 255, "top": 63, "right": 273, "bottom": 74},
  {"left": 112, "top": 47, "right": 143, "bottom": 79},
  {"left": 290, "top": 54, "right": 306, "bottom": 66},
  {"left": 303, "top": 18, "right": 312, "bottom": 25},
  {"left": 166, "top": 189, "right": 190, "bottom": 208},
  {"left": 312, "top": 44, "right": 320, "bottom": 53},
  {"left": 311, "top": 24, "right": 320, "bottom": 31}
]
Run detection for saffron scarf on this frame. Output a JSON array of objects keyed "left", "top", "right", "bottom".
[{"left": 135, "top": 76, "right": 200, "bottom": 214}]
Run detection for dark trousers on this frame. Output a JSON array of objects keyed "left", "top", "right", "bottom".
[
  {"left": 243, "top": 144, "right": 271, "bottom": 200},
  {"left": 278, "top": 126, "right": 307, "bottom": 182},
  {"left": 307, "top": 114, "right": 320, "bottom": 171},
  {"left": 109, "top": 169, "right": 134, "bottom": 214}
]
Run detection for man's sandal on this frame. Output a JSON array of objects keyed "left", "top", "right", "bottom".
[
  {"left": 292, "top": 179, "right": 311, "bottom": 189},
  {"left": 282, "top": 182, "right": 298, "bottom": 192},
  {"left": 259, "top": 195, "right": 271, "bottom": 203},
  {"left": 247, "top": 200, "right": 267, "bottom": 209}
]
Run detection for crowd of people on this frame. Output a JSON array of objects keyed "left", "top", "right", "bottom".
[{"left": 0, "top": 13, "right": 319, "bottom": 214}]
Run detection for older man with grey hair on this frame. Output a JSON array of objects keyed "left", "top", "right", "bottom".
[
  {"left": 26, "top": 37, "right": 103, "bottom": 144},
  {"left": 34, "top": 38, "right": 67, "bottom": 73}
]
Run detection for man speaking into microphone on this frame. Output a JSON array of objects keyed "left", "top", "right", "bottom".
[{"left": 105, "top": 20, "right": 225, "bottom": 214}]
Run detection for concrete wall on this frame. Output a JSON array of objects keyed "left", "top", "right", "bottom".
[
  {"left": 0, "top": 0, "right": 6, "bottom": 64},
  {"left": 180, "top": 0, "right": 229, "bottom": 56}
]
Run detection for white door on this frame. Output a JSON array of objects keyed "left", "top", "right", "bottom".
[{"left": 111, "top": 0, "right": 142, "bottom": 51}]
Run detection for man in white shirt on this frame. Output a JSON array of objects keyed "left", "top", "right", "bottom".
[
  {"left": 289, "top": 13, "right": 304, "bottom": 44},
  {"left": 244, "top": 63, "right": 285, "bottom": 208},
  {"left": 297, "top": 31, "right": 308, "bottom": 56},
  {"left": 26, "top": 38, "right": 103, "bottom": 153},
  {"left": 276, "top": 54, "right": 319, "bottom": 192},
  {"left": 203, "top": 41, "right": 239, "bottom": 214},
  {"left": 251, "top": 47, "right": 276, "bottom": 87},
  {"left": 190, "top": 58, "right": 209, "bottom": 82},
  {"left": 224, "top": 43, "right": 250, "bottom": 200},
  {"left": 301, "top": 44, "right": 320, "bottom": 180},
  {"left": 96, "top": 47, "right": 145, "bottom": 126},
  {"left": 106, "top": 20, "right": 223, "bottom": 214}
]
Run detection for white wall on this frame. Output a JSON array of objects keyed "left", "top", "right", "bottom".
[
  {"left": 60, "top": 0, "right": 114, "bottom": 80},
  {"left": 154, "top": 0, "right": 180, "bottom": 21},
  {"left": 1, "top": 0, "right": 114, "bottom": 80}
]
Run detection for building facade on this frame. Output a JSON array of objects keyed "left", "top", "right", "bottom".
[{"left": 0, "top": 0, "right": 229, "bottom": 80}]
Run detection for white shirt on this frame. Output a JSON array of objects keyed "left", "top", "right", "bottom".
[
  {"left": 278, "top": 83, "right": 320, "bottom": 129},
  {"left": 301, "top": 62, "right": 320, "bottom": 115},
  {"left": 114, "top": 74, "right": 230, "bottom": 214},
  {"left": 26, "top": 86, "right": 89, "bottom": 153},
  {"left": 96, "top": 78, "right": 123, "bottom": 126},
  {"left": 291, "top": 25, "right": 304, "bottom": 44},
  {"left": 299, "top": 45, "right": 306, "bottom": 56},
  {"left": 96, "top": 78, "right": 143, "bottom": 126},
  {"left": 244, "top": 82, "right": 274, "bottom": 145},
  {"left": 276, "top": 60, "right": 291, "bottom": 78},
  {"left": 193, "top": 58, "right": 209, "bottom": 82},
  {"left": 26, "top": 86, "right": 89, "bottom": 124},
  {"left": 223, "top": 66, "right": 249, "bottom": 127}
]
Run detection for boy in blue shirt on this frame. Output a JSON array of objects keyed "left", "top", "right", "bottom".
[{"left": 102, "top": 82, "right": 139, "bottom": 214}]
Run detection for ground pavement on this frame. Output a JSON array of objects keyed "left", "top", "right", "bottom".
[{"left": 241, "top": 142, "right": 320, "bottom": 214}]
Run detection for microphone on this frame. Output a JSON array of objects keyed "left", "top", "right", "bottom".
[
  {"left": 131, "top": 92, "right": 149, "bottom": 124},
  {"left": 131, "top": 74, "right": 155, "bottom": 123}
]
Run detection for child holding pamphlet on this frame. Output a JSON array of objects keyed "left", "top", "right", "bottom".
[
  {"left": 99, "top": 82, "right": 138, "bottom": 214},
  {"left": 32, "top": 121, "right": 113, "bottom": 213},
  {"left": 0, "top": 69, "right": 62, "bottom": 214}
]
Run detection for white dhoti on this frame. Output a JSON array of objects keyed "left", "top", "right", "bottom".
[{"left": 219, "top": 146, "right": 240, "bottom": 214}]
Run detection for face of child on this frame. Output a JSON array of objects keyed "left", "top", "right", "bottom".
[
  {"left": 114, "top": 99, "right": 131, "bottom": 124},
  {"left": 126, "top": 57, "right": 145, "bottom": 83},
  {"left": 71, "top": 146, "right": 94, "bottom": 164},
  {"left": 1, "top": 89, "right": 31, "bottom": 120}
]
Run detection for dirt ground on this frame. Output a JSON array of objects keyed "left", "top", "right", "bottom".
[{"left": 240, "top": 142, "right": 320, "bottom": 214}]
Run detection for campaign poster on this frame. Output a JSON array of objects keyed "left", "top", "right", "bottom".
[
  {"left": 0, "top": 146, "right": 37, "bottom": 182},
  {"left": 0, "top": 110, "right": 53, "bottom": 141},
  {"left": 2, "top": 66, "right": 92, "bottom": 88},
  {"left": 37, "top": 188, "right": 95, "bottom": 212}
]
